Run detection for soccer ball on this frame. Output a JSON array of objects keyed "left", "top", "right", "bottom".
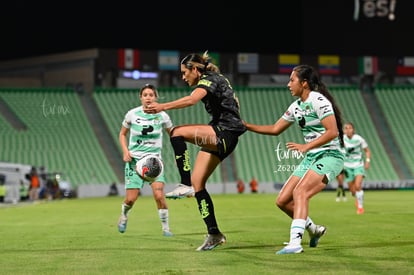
[{"left": 135, "top": 155, "right": 164, "bottom": 182}]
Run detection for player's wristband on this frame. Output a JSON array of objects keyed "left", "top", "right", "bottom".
[{"left": 366, "top": 158, "right": 370, "bottom": 162}]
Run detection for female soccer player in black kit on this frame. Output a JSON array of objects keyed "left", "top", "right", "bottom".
[{"left": 145, "top": 51, "right": 246, "bottom": 251}]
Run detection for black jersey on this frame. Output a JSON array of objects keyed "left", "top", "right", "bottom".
[{"left": 196, "top": 71, "right": 247, "bottom": 133}]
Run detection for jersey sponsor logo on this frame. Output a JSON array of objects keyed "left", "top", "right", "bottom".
[
  {"left": 183, "top": 150, "right": 191, "bottom": 172},
  {"left": 316, "top": 163, "right": 324, "bottom": 170},
  {"left": 198, "top": 79, "right": 212, "bottom": 87},
  {"left": 304, "top": 134, "right": 318, "bottom": 141},
  {"left": 200, "top": 199, "right": 210, "bottom": 218},
  {"left": 142, "top": 125, "right": 154, "bottom": 135}
]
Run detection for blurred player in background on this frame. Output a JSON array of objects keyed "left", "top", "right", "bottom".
[
  {"left": 335, "top": 171, "right": 347, "bottom": 202},
  {"left": 336, "top": 122, "right": 371, "bottom": 214}
]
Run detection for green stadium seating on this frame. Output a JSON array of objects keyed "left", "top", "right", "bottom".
[
  {"left": 235, "top": 86, "right": 399, "bottom": 183},
  {"left": 331, "top": 87, "right": 399, "bottom": 180},
  {"left": 94, "top": 88, "right": 222, "bottom": 184},
  {"left": 375, "top": 86, "right": 414, "bottom": 176},
  {"left": 235, "top": 87, "right": 304, "bottom": 183},
  {"left": 1, "top": 86, "right": 405, "bottom": 189},
  {"left": 0, "top": 89, "right": 118, "bottom": 186}
]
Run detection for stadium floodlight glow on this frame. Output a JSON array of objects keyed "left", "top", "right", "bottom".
[
  {"left": 121, "top": 70, "right": 158, "bottom": 79},
  {"left": 131, "top": 70, "right": 141, "bottom": 79},
  {"left": 139, "top": 72, "right": 158, "bottom": 79}
]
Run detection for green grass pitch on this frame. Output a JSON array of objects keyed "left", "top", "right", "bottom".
[{"left": 1, "top": 190, "right": 413, "bottom": 274}]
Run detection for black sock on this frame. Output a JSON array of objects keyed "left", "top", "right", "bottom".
[
  {"left": 195, "top": 189, "right": 220, "bottom": 234},
  {"left": 337, "top": 186, "right": 344, "bottom": 197},
  {"left": 170, "top": 136, "right": 191, "bottom": 186}
]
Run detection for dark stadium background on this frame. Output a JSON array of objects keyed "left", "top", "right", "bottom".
[{"left": 1, "top": 0, "right": 413, "bottom": 60}]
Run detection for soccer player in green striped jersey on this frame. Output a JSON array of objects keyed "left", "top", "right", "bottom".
[
  {"left": 244, "top": 65, "right": 345, "bottom": 254},
  {"left": 336, "top": 122, "right": 371, "bottom": 214},
  {"left": 117, "top": 84, "right": 174, "bottom": 237}
]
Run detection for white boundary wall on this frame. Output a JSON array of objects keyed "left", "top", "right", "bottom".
[{"left": 75, "top": 180, "right": 414, "bottom": 198}]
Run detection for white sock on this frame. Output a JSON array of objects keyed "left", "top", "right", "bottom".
[
  {"left": 288, "top": 219, "right": 306, "bottom": 247},
  {"left": 356, "top": 190, "right": 364, "bottom": 208},
  {"left": 159, "top": 209, "right": 169, "bottom": 231},
  {"left": 305, "top": 216, "right": 316, "bottom": 234},
  {"left": 121, "top": 203, "right": 132, "bottom": 217}
]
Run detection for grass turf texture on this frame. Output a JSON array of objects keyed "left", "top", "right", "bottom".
[{"left": 1, "top": 190, "right": 413, "bottom": 274}]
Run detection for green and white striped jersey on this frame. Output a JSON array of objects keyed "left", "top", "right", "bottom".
[
  {"left": 282, "top": 91, "right": 342, "bottom": 154},
  {"left": 122, "top": 106, "right": 173, "bottom": 159},
  {"left": 343, "top": 134, "right": 368, "bottom": 168}
]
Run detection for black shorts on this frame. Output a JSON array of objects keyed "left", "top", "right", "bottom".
[{"left": 201, "top": 125, "right": 244, "bottom": 161}]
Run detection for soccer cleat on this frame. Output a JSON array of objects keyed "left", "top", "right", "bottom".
[
  {"left": 196, "top": 233, "right": 226, "bottom": 251},
  {"left": 309, "top": 225, "right": 326, "bottom": 248},
  {"left": 342, "top": 197, "right": 347, "bottom": 202},
  {"left": 357, "top": 207, "right": 364, "bottom": 215},
  {"left": 276, "top": 245, "right": 304, "bottom": 254},
  {"left": 118, "top": 215, "right": 128, "bottom": 233},
  {"left": 163, "top": 230, "right": 174, "bottom": 237},
  {"left": 335, "top": 197, "right": 340, "bottom": 202},
  {"left": 165, "top": 184, "right": 195, "bottom": 199}
]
